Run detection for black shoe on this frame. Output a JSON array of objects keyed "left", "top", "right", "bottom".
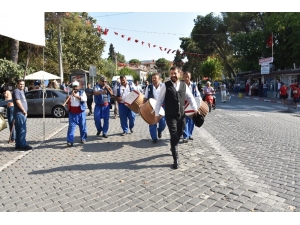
[
  {"left": 96, "top": 131, "right": 101, "bottom": 136},
  {"left": 20, "top": 145, "right": 33, "bottom": 151},
  {"left": 153, "top": 139, "right": 158, "bottom": 143},
  {"left": 121, "top": 132, "right": 126, "bottom": 136},
  {"left": 130, "top": 129, "right": 133, "bottom": 133},
  {"left": 189, "top": 137, "right": 193, "bottom": 140},
  {"left": 102, "top": 134, "right": 108, "bottom": 138},
  {"left": 15, "top": 146, "right": 20, "bottom": 150},
  {"left": 171, "top": 146, "right": 179, "bottom": 169},
  {"left": 158, "top": 133, "right": 162, "bottom": 139},
  {"left": 183, "top": 138, "right": 188, "bottom": 143},
  {"left": 67, "top": 142, "right": 73, "bottom": 147}
]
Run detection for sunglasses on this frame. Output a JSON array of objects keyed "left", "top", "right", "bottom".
[{"left": 101, "top": 80, "right": 107, "bottom": 82}]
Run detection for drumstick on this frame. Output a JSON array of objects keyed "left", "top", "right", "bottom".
[{"left": 63, "top": 90, "right": 74, "bottom": 106}]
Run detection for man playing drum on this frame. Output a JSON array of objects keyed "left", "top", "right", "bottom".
[
  {"left": 154, "top": 67, "right": 199, "bottom": 169},
  {"left": 143, "top": 73, "right": 166, "bottom": 144},
  {"left": 113, "top": 75, "right": 138, "bottom": 136},
  {"left": 182, "top": 72, "right": 201, "bottom": 143},
  {"left": 93, "top": 76, "right": 113, "bottom": 138}
]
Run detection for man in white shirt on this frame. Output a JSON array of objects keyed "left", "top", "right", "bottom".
[
  {"left": 182, "top": 71, "right": 201, "bottom": 143},
  {"left": 220, "top": 81, "right": 227, "bottom": 102},
  {"left": 154, "top": 67, "right": 199, "bottom": 169},
  {"left": 143, "top": 73, "right": 166, "bottom": 143},
  {"left": 113, "top": 75, "right": 137, "bottom": 135},
  {"left": 66, "top": 81, "right": 88, "bottom": 146}
]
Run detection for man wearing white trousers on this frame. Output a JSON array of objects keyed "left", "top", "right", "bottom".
[{"left": 220, "top": 81, "right": 227, "bottom": 103}]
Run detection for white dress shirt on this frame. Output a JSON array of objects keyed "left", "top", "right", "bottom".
[
  {"left": 113, "top": 82, "right": 137, "bottom": 103},
  {"left": 144, "top": 83, "right": 163, "bottom": 100},
  {"left": 70, "top": 91, "right": 87, "bottom": 106},
  {"left": 186, "top": 82, "right": 200, "bottom": 97},
  {"left": 154, "top": 81, "right": 197, "bottom": 116}
]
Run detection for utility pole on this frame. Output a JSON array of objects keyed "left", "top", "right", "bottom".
[
  {"left": 115, "top": 53, "right": 118, "bottom": 75},
  {"left": 58, "top": 22, "right": 63, "bottom": 84}
]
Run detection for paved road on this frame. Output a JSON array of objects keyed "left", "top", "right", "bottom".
[{"left": 0, "top": 97, "right": 299, "bottom": 212}]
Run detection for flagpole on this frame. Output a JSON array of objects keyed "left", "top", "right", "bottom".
[{"left": 272, "top": 32, "right": 273, "bottom": 59}]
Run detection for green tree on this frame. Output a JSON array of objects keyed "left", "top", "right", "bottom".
[
  {"left": 108, "top": 43, "right": 116, "bottom": 61},
  {"left": 116, "top": 52, "right": 126, "bottom": 63},
  {"left": 129, "top": 59, "right": 141, "bottom": 66},
  {"left": 155, "top": 58, "right": 171, "bottom": 79},
  {"left": 118, "top": 67, "right": 139, "bottom": 81},
  {"left": 200, "top": 56, "right": 223, "bottom": 81}
]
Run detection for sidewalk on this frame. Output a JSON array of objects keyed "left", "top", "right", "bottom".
[{"left": 228, "top": 92, "right": 282, "bottom": 104}]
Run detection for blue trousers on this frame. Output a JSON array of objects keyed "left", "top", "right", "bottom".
[
  {"left": 67, "top": 111, "right": 87, "bottom": 143},
  {"left": 118, "top": 103, "right": 135, "bottom": 133},
  {"left": 14, "top": 113, "right": 27, "bottom": 148},
  {"left": 183, "top": 116, "right": 194, "bottom": 139},
  {"left": 263, "top": 89, "right": 267, "bottom": 97},
  {"left": 149, "top": 115, "right": 166, "bottom": 140},
  {"left": 7, "top": 106, "right": 15, "bottom": 141},
  {"left": 94, "top": 105, "right": 110, "bottom": 135}
]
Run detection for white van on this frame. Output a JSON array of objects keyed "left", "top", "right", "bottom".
[{"left": 111, "top": 75, "right": 134, "bottom": 88}]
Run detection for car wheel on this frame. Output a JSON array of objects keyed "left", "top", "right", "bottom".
[{"left": 52, "top": 106, "right": 66, "bottom": 118}]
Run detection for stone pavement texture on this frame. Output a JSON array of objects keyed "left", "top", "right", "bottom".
[{"left": 0, "top": 97, "right": 300, "bottom": 212}]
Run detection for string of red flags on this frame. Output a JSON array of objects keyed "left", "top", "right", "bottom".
[{"left": 66, "top": 13, "right": 217, "bottom": 60}]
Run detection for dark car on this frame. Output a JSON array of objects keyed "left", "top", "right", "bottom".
[{"left": 0, "top": 89, "right": 69, "bottom": 118}]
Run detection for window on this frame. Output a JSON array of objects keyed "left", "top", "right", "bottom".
[{"left": 25, "top": 91, "right": 39, "bottom": 99}]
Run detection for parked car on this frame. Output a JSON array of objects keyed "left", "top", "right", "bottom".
[{"left": 0, "top": 89, "right": 69, "bottom": 118}]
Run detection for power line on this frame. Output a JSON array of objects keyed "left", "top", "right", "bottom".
[{"left": 92, "top": 12, "right": 134, "bottom": 18}]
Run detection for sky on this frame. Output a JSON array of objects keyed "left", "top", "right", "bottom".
[{"left": 88, "top": 12, "right": 213, "bottom": 62}]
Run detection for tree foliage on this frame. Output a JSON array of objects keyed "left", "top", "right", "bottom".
[
  {"left": 200, "top": 56, "right": 223, "bottom": 81},
  {"left": 129, "top": 59, "right": 141, "bottom": 65},
  {"left": 118, "top": 67, "right": 139, "bottom": 81}
]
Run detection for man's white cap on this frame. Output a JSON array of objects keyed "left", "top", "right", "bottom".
[{"left": 72, "top": 81, "right": 79, "bottom": 86}]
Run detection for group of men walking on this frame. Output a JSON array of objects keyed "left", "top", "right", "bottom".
[{"left": 65, "top": 66, "right": 200, "bottom": 169}]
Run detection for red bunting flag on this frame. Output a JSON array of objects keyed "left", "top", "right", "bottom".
[
  {"left": 153, "top": 45, "right": 156, "bottom": 47},
  {"left": 172, "top": 50, "right": 176, "bottom": 54},
  {"left": 121, "top": 34, "right": 125, "bottom": 38},
  {"left": 267, "top": 33, "right": 273, "bottom": 48},
  {"left": 167, "top": 49, "right": 171, "bottom": 54},
  {"left": 97, "top": 25, "right": 101, "bottom": 33},
  {"left": 164, "top": 48, "right": 167, "bottom": 51},
  {"left": 127, "top": 37, "right": 131, "bottom": 41},
  {"left": 159, "top": 47, "right": 162, "bottom": 51},
  {"left": 114, "top": 32, "right": 118, "bottom": 35},
  {"left": 148, "top": 43, "right": 150, "bottom": 48},
  {"left": 142, "top": 41, "right": 144, "bottom": 45},
  {"left": 103, "top": 28, "right": 109, "bottom": 35},
  {"left": 135, "top": 39, "right": 138, "bottom": 43}
]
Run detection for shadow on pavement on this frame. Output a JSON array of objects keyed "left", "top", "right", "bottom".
[{"left": 28, "top": 153, "right": 171, "bottom": 174}]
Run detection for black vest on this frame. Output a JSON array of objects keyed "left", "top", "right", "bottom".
[{"left": 164, "top": 80, "right": 186, "bottom": 117}]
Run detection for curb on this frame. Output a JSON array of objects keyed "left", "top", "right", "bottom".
[
  {"left": 0, "top": 123, "right": 69, "bottom": 172},
  {"left": 243, "top": 96, "right": 281, "bottom": 104}
]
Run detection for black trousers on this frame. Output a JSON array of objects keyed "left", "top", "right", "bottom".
[
  {"left": 87, "top": 98, "right": 93, "bottom": 112},
  {"left": 165, "top": 115, "right": 185, "bottom": 147}
]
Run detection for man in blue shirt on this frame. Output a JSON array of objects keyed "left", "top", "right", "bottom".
[
  {"left": 12, "top": 80, "right": 32, "bottom": 151},
  {"left": 93, "top": 76, "right": 113, "bottom": 138}
]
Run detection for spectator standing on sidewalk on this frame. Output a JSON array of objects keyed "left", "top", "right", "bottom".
[
  {"left": 292, "top": 84, "right": 300, "bottom": 108},
  {"left": 3, "top": 87, "right": 15, "bottom": 142},
  {"left": 290, "top": 81, "right": 298, "bottom": 98},
  {"left": 220, "top": 81, "right": 227, "bottom": 102},
  {"left": 12, "top": 80, "right": 32, "bottom": 151},
  {"left": 245, "top": 80, "right": 250, "bottom": 96},
  {"left": 263, "top": 81, "right": 268, "bottom": 97},
  {"left": 85, "top": 83, "right": 94, "bottom": 116},
  {"left": 276, "top": 80, "right": 282, "bottom": 98},
  {"left": 279, "top": 82, "right": 288, "bottom": 105}
]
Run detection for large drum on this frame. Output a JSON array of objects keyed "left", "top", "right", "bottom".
[
  {"left": 139, "top": 98, "right": 165, "bottom": 125},
  {"left": 184, "top": 97, "right": 209, "bottom": 118},
  {"left": 124, "top": 90, "right": 144, "bottom": 113}
]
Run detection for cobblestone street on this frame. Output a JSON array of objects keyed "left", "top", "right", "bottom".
[{"left": 1, "top": 96, "right": 300, "bottom": 212}]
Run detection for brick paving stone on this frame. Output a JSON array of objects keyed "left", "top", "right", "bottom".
[
  {"left": 254, "top": 203, "right": 272, "bottom": 211},
  {"left": 204, "top": 206, "right": 222, "bottom": 212},
  {"left": 190, "top": 204, "right": 208, "bottom": 212}
]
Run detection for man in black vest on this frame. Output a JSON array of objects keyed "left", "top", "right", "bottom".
[{"left": 154, "top": 66, "right": 198, "bottom": 169}]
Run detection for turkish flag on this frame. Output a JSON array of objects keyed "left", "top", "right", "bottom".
[
  {"left": 167, "top": 49, "right": 171, "bottom": 54},
  {"left": 114, "top": 32, "right": 118, "bottom": 35},
  {"left": 103, "top": 28, "right": 109, "bottom": 35},
  {"left": 153, "top": 45, "right": 156, "bottom": 47},
  {"left": 121, "top": 35, "right": 125, "bottom": 38},
  {"left": 164, "top": 48, "right": 167, "bottom": 51},
  {"left": 135, "top": 39, "right": 139, "bottom": 43},
  {"left": 172, "top": 50, "right": 176, "bottom": 53},
  {"left": 148, "top": 43, "right": 150, "bottom": 48},
  {"left": 267, "top": 33, "right": 273, "bottom": 48},
  {"left": 159, "top": 47, "right": 162, "bottom": 51},
  {"left": 127, "top": 37, "right": 131, "bottom": 41},
  {"left": 142, "top": 41, "right": 144, "bottom": 45}
]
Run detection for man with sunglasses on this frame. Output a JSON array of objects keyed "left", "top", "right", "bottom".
[{"left": 93, "top": 76, "right": 113, "bottom": 138}]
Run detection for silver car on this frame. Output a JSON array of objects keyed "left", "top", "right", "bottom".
[{"left": 0, "top": 89, "right": 69, "bottom": 118}]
